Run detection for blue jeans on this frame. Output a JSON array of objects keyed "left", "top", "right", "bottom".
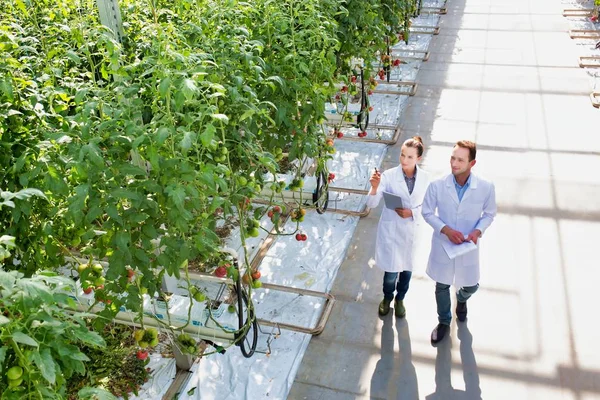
[
  {"left": 383, "top": 271, "right": 412, "bottom": 301},
  {"left": 436, "top": 282, "right": 479, "bottom": 325}
]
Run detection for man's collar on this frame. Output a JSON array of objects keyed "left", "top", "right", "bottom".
[{"left": 453, "top": 173, "right": 471, "bottom": 188}]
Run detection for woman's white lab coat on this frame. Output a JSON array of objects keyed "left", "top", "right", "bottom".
[
  {"left": 421, "top": 174, "right": 497, "bottom": 286},
  {"left": 366, "top": 165, "right": 430, "bottom": 273}
]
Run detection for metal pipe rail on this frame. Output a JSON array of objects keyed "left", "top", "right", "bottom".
[
  {"left": 569, "top": 30, "right": 600, "bottom": 39},
  {"left": 563, "top": 8, "right": 593, "bottom": 17}
]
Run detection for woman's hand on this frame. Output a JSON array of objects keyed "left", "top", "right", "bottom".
[
  {"left": 395, "top": 208, "right": 413, "bottom": 219},
  {"left": 369, "top": 170, "right": 381, "bottom": 195}
]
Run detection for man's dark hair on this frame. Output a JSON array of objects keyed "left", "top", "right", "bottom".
[{"left": 455, "top": 140, "right": 476, "bottom": 161}]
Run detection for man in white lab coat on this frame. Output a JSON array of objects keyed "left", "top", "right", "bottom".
[{"left": 422, "top": 141, "right": 497, "bottom": 345}]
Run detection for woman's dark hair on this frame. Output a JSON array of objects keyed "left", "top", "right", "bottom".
[{"left": 403, "top": 136, "right": 424, "bottom": 157}]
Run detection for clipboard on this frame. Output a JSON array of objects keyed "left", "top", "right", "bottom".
[{"left": 382, "top": 191, "right": 405, "bottom": 210}]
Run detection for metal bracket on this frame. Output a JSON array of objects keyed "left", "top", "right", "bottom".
[
  {"left": 392, "top": 49, "right": 430, "bottom": 62},
  {"left": 579, "top": 56, "right": 600, "bottom": 67},
  {"left": 410, "top": 25, "right": 441, "bottom": 35},
  {"left": 419, "top": 6, "right": 447, "bottom": 14},
  {"left": 257, "top": 283, "right": 336, "bottom": 335},
  {"left": 590, "top": 92, "right": 600, "bottom": 108},
  {"left": 373, "top": 81, "right": 418, "bottom": 96},
  {"left": 569, "top": 30, "right": 600, "bottom": 39},
  {"left": 96, "top": 0, "right": 124, "bottom": 43}
]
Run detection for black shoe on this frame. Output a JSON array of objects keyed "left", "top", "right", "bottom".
[
  {"left": 431, "top": 323, "right": 449, "bottom": 346},
  {"left": 456, "top": 301, "right": 467, "bottom": 322}
]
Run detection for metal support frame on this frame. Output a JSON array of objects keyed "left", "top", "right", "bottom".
[
  {"left": 185, "top": 271, "right": 336, "bottom": 336},
  {"left": 563, "top": 8, "right": 594, "bottom": 17},
  {"left": 257, "top": 284, "right": 335, "bottom": 335},
  {"left": 96, "top": 0, "right": 124, "bottom": 42},
  {"left": 373, "top": 81, "right": 418, "bottom": 96},
  {"left": 579, "top": 56, "right": 600, "bottom": 67},
  {"left": 331, "top": 126, "right": 402, "bottom": 145},
  {"left": 324, "top": 119, "right": 398, "bottom": 131},
  {"left": 392, "top": 49, "right": 430, "bottom": 62},
  {"left": 569, "top": 30, "right": 600, "bottom": 39},
  {"left": 419, "top": 6, "right": 447, "bottom": 14},
  {"left": 410, "top": 25, "right": 441, "bottom": 35}
]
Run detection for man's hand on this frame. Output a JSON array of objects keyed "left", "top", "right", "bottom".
[
  {"left": 395, "top": 208, "right": 413, "bottom": 219},
  {"left": 466, "top": 229, "right": 482, "bottom": 244},
  {"left": 441, "top": 226, "right": 465, "bottom": 244},
  {"left": 369, "top": 170, "right": 381, "bottom": 195}
]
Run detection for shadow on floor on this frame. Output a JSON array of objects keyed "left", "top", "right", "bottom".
[
  {"left": 370, "top": 315, "right": 419, "bottom": 399},
  {"left": 425, "top": 322, "right": 481, "bottom": 400}
]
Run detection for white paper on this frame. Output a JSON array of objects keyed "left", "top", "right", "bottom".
[{"left": 441, "top": 240, "right": 478, "bottom": 260}]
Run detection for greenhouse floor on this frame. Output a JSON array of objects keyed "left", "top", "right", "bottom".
[{"left": 288, "top": 0, "right": 600, "bottom": 399}]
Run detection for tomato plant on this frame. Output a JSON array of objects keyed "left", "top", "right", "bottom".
[{"left": 1, "top": 0, "right": 420, "bottom": 394}]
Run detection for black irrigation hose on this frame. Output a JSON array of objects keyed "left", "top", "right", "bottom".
[
  {"left": 235, "top": 264, "right": 258, "bottom": 358},
  {"left": 357, "top": 68, "right": 370, "bottom": 131},
  {"left": 313, "top": 169, "right": 329, "bottom": 214},
  {"left": 385, "top": 39, "right": 392, "bottom": 83}
]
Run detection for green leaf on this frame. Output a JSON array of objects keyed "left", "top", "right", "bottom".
[
  {"left": 65, "top": 50, "right": 81, "bottom": 64},
  {"left": 181, "top": 78, "right": 197, "bottom": 100},
  {"left": 211, "top": 113, "right": 229, "bottom": 124},
  {"left": 0, "top": 315, "right": 8, "bottom": 325},
  {"left": 167, "top": 185, "right": 186, "bottom": 211},
  {"left": 200, "top": 124, "right": 216, "bottom": 147},
  {"left": 0, "top": 235, "right": 16, "bottom": 248},
  {"left": 180, "top": 131, "right": 194, "bottom": 153},
  {"left": 12, "top": 331, "right": 38, "bottom": 347},
  {"left": 115, "top": 231, "right": 130, "bottom": 252},
  {"left": 239, "top": 109, "right": 255, "bottom": 122},
  {"left": 0, "top": 270, "right": 17, "bottom": 289},
  {"left": 76, "top": 330, "right": 106, "bottom": 348},
  {"left": 18, "top": 280, "right": 53, "bottom": 303},
  {"left": 10, "top": 188, "right": 47, "bottom": 201},
  {"left": 158, "top": 77, "right": 171, "bottom": 99},
  {"left": 78, "top": 387, "right": 117, "bottom": 400},
  {"left": 68, "top": 351, "right": 90, "bottom": 362},
  {"left": 119, "top": 164, "right": 147, "bottom": 177},
  {"left": 0, "top": 347, "right": 6, "bottom": 372},
  {"left": 33, "top": 348, "right": 56, "bottom": 384},
  {"left": 156, "top": 127, "right": 170, "bottom": 146},
  {"left": 75, "top": 89, "right": 88, "bottom": 104},
  {"left": 111, "top": 189, "right": 143, "bottom": 202}
]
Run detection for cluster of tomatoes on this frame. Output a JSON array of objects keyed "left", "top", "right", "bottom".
[
  {"left": 78, "top": 263, "right": 105, "bottom": 294},
  {"left": 176, "top": 333, "right": 199, "bottom": 355},
  {"left": 133, "top": 327, "right": 159, "bottom": 360}
]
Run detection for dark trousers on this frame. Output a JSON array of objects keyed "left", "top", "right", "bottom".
[
  {"left": 383, "top": 271, "right": 412, "bottom": 301},
  {"left": 435, "top": 282, "right": 479, "bottom": 325}
]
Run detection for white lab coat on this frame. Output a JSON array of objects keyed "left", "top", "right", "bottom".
[
  {"left": 422, "top": 174, "right": 497, "bottom": 286},
  {"left": 366, "top": 165, "right": 430, "bottom": 273}
]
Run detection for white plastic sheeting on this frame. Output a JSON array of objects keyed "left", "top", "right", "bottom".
[
  {"left": 180, "top": 330, "right": 312, "bottom": 400},
  {"left": 327, "top": 191, "right": 370, "bottom": 213},
  {"left": 257, "top": 210, "right": 359, "bottom": 292},
  {"left": 328, "top": 141, "right": 388, "bottom": 192}
]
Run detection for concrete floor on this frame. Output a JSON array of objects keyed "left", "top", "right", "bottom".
[{"left": 288, "top": 0, "right": 600, "bottom": 399}]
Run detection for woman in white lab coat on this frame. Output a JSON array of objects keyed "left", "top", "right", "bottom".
[{"left": 367, "top": 136, "right": 430, "bottom": 318}]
